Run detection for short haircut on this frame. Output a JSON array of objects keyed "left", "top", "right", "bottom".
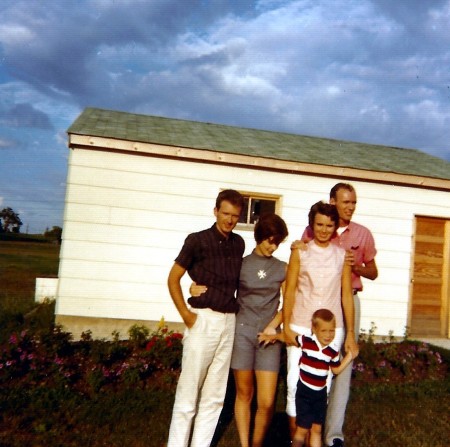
[
  {"left": 329, "top": 182, "right": 355, "bottom": 200},
  {"left": 215, "top": 189, "right": 245, "bottom": 210},
  {"left": 308, "top": 201, "right": 339, "bottom": 228},
  {"left": 254, "top": 213, "right": 289, "bottom": 245},
  {"left": 311, "top": 308, "right": 336, "bottom": 327}
]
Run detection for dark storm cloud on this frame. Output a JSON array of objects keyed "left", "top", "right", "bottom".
[
  {"left": 0, "top": 0, "right": 256, "bottom": 106},
  {"left": 1, "top": 0, "right": 196, "bottom": 101},
  {"left": 1, "top": 103, "right": 53, "bottom": 129}
]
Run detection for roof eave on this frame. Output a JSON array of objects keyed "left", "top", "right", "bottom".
[{"left": 68, "top": 133, "right": 450, "bottom": 191}]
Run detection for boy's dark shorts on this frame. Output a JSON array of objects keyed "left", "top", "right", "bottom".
[{"left": 295, "top": 380, "right": 327, "bottom": 429}]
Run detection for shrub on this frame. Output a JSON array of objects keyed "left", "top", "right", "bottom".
[
  {"left": 352, "top": 325, "right": 447, "bottom": 386},
  {"left": 0, "top": 321, "right": 184, "bottom": 395},
  {"left": 128, "top": 324, "right": 150, "bottom": 348}
]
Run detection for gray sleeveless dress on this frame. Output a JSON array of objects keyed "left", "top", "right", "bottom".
[{"left": 231, "top": 250, "right": 286, "bottom": 372}]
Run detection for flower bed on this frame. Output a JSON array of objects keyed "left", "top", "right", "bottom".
[
  {"left": 352, "top": 339, "right": 447, "bottom": 386},
  {"left": 0, "top": 323, "right": 183, "bottom": 395},
  {"left": 0, "top": 321, "right": 447, "bottom": 395}
]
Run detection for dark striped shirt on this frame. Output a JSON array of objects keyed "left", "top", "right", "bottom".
[
  {"left": 297, "top": 334, "right": 341, "bottom": 390},
  {"left": 175, "top": 224, "right": 245, "bottom": 313}
]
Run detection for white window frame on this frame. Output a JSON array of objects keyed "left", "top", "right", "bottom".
[{"left": 236, "top": 192, "right": 282, "bottom": 231}]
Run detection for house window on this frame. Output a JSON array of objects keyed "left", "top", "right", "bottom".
[{"left": 237, "top": 193, "right": 280, "bottom": 228}]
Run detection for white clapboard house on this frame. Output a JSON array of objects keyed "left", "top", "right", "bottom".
[{"left": 51, "top": 107, "right": 450, "bottom": 339}]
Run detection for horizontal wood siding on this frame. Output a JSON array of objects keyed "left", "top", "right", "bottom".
[{"left": 56, "top": 147, "right": 450, "bottom": 337}]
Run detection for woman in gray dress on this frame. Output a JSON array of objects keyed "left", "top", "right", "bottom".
[{"left": 231, "top": 213, "right": 288, "bottom": 447}]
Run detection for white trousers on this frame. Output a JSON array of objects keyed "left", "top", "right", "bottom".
[
  {"left": 167, "top": 308, "right": 236, "bottom": 447},
  {"left": 324, "top": 293, "right": 361, "bottom": 445},
  {"left": 285, "top": 324, "right": 345, "bottom": 417}
]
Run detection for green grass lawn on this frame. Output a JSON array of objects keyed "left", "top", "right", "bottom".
[
  {"left": 0, "top": 239, "right": 59, "bottom": 311},
  {"left": 1, "top": 369, "right": 448, "bottom": 447},
  {"left": 0, "top": 239, "right": 448, "bottom": 447},
  {"left": 213, "top": 378, "right": 450, "bottom": 447}
]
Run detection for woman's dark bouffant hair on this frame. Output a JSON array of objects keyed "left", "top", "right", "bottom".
[
  {"left": 308, "top": 201, "right": 339, "bottom": 228},
  {"left": 254, "top": 213, "right": 288, "bottom": 245}
]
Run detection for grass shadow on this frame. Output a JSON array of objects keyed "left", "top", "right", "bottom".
[{"left": 264, "top": 411, "right": 291, "bottom": 447}]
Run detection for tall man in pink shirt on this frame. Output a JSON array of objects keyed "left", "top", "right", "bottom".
[{"left": 301, "top": 183, "right": 378, "bottom": 447}]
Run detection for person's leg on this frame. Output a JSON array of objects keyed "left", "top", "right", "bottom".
[
  {"left": 292, "top": 426, "right": 309, "bottom": 447},
  {"left": 233, "top": 369, "right": 254, "bottom": 447},
  {"left": 167, "top": 311, "right": 213, "bottom": 447},
  {"left": 286, "top": 325, "right": 309, "bottom": 439},
  {"left": 309, "top": 423, "right": 323, "bottom": 447},
  {"left": 191, "top": 311, "right": 236, "bottom": 447},
  {"left": 286, "top": 344, "right": 302, "bottom": 438},
  {"left": 324, "top": 294, "right": 361, "bottom": 446},
  {"left": 252, "top": 370, "right": 278, "bottom": 447}
]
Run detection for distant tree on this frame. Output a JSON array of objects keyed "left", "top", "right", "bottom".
[
  {"left": 0, "top": 207, "right": 23, "bottom": 233},
  {"left": 44, "top": 226, "right": 62, "bottom": 244}
]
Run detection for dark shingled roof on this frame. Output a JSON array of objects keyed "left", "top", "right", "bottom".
[{"left": 68, "top": 107, "right": 450, "bottom": 180}]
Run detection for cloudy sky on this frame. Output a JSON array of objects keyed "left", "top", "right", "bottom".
[{"left": 1, "top": 0, "right": 449, "bottom": 233}]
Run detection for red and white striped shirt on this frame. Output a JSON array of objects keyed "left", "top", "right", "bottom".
[{"left": 297, "top": 334, "right": 341, "bottom": 391}]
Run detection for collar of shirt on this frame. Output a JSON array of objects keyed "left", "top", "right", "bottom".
[
  {"left": 334, "top": 221, "right": 356, "bottom": 237},
  {"left": 309, "top": 333, "right": 339, "bottom": 352},
  {"left": 211, "top": 223, "right": 233, "bottom": 242}
]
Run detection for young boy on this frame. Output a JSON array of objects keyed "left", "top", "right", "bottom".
[{"left": 258, "top": 309, "right": 353, "bottom": 447}]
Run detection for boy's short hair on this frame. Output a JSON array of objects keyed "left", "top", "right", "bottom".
[
  {"left": 216, "top": 189, "right": 245, "bottom": 210},
  {"left": 311, "top": 308, "right": 336, "bottom": 327},
  {"left": 308, "top": 201, "right": 339, "bottom": 229},
  {"left": 254, "top": 213, "right": 289, "bottom": 245}
]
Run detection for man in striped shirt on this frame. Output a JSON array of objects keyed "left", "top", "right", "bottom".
[{"left": 167, "top": 189, "right": 245, "bottom": 447}]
